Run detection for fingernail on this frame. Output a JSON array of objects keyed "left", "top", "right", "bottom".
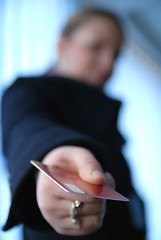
[{"left": 92, "top": 170, "right": 104, "bottom": 179}]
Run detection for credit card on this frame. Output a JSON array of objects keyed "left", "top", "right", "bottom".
[{"left": 31, "top": 160, "right": 129, "bottom": 202}]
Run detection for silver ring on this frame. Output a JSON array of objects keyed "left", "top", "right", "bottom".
[{"left": 70, "top": 200, "right": 82, "bottom": 229}]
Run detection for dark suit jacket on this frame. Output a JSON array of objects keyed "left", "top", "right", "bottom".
[{"left": 1, "top": 76, "right": 145, "bottom": 239}]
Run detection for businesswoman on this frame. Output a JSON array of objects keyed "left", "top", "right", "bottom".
[{"left": 2, "top": 7, "right": 146, "bottom": 240}]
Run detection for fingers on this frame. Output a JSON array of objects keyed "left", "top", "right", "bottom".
[
  {"left": 36, "top": 170, "right": 106, "bottom": 236},
  {"left": 41, "top": 197, "right": 106, "bottom": 236},
  {"left": 55, "top": 214, "right": 104, "bottom": 236},
  {"left": 53, "top": 198, "right": 106, "bottom": 217}
]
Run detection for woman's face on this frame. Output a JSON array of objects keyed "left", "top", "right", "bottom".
[{"left": 58, "top": 16, "right": 122, "bottom": 86}]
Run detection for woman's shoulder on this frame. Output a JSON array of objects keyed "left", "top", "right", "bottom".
[
  {"left": 4, "top": 75, "right": 65, "bottom": 95},
  {"left": 9, "top": 75, "right": 81, "bottom": 88},
  {"left": 13, "top": 75, "right": 59, "bottom": 85},
  {"left": 4, "top": 75, "right": 122, "bottom": 108}
]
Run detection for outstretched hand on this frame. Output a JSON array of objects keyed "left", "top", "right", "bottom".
[{"left": 36, "top": 146, "right": 115, "bottom": 236}]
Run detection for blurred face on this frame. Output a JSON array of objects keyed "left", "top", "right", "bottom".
[{"left": 58, "top": 15, "right": 122, "bottom": 86}]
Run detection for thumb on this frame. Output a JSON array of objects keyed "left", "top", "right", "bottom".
[
  {"left": 73, "top": 148, "right": 105, "bottom": 185},
  {"left": 104, "top": 172, "right": 115, "bottom": 189},
  {"left": 42, "top": 146, "right": 105, "bottom": 185}
]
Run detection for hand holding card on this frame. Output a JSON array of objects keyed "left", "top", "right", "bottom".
[{"left": 31, "top": 160, "right": 129, "bottom": 202}]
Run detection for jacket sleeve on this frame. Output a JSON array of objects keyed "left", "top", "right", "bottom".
[{"left": 1, "top": 78, "right": 109, "bottom": 230}]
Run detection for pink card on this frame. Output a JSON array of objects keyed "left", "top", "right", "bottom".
[{"left": 31, "top": 160, "right": 129, "bottom": 202}]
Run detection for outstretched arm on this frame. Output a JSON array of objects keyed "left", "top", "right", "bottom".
[{"left": 2, "top": 78, "right": 112, "bottom": 231}]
